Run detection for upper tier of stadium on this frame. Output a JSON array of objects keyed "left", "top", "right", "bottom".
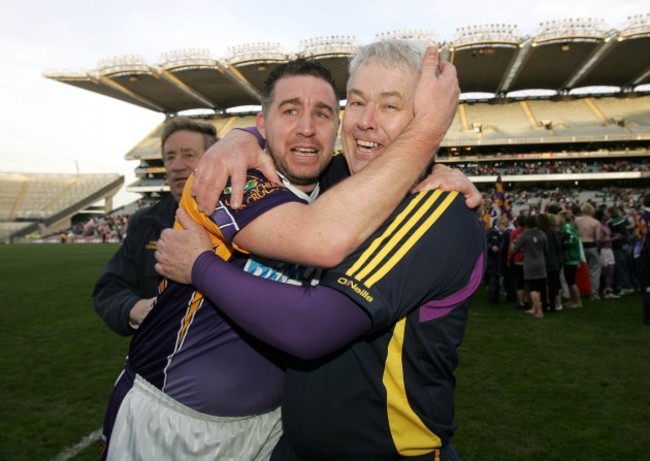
[
  {"left": 6, "top": 14, "right": 644, "bottom": 243},
  {"left": 43, "top": 15, "right": 650, "bottom": 114}
]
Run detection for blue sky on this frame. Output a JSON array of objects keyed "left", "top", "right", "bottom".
[{"left": 0, "top": 0, "right": 646, "bottom": 206}]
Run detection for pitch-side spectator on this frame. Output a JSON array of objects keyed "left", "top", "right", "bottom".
[
  {"left": 575, "top": 203, "right": 602, "bottom": 300},
  {"left": 92, "top": 117, "right": 218, "bottom": 335}
]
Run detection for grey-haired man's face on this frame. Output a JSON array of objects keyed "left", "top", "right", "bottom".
[{"left": 342, "top": 61, "right": 418, "bottom": 174}]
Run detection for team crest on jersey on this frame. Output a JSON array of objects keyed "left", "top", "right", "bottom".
[
  {"left": 223, "top": 179, "right": 258, "bottom": 196},
  {"left": 223, "top": 177, "right": 287, "bottom": 210}
]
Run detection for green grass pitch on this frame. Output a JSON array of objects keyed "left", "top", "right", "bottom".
[{"left": 1, "top": 243, "right": 648, "bottom": 460}]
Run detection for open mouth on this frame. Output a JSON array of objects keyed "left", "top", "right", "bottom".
[
  {"left": 356, "top": 139, "right": 382, "bottom": 153},
  {"left": 291, "top": 147, "right": 318, "bottom": 157}
]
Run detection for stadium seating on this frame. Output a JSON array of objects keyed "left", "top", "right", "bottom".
[
  {"left": 23, "top": 19, "right": 650, "bottom": 242},
  {"left": 0, "top": 173, "right": 123, "bottom": 242}
]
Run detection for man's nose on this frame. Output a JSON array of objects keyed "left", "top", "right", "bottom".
[
  {"left": 297, "top": 113, "right": 315, "bottom": 136},
  {"left": 168, "top": 155, "right": 190, "bottom": 171},
  {"left": 357, "top": 106, "right": 377, "bottom": 130}
]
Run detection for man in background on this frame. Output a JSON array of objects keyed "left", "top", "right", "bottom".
[
  {"left": 486, "top": 215, "right": 508, "bottom": 304},
  {"left": 608, "top": 205, "right": 635, "bottom": 295},
  {"left": 574, "top": 202, "right": 602, "bottom": 300},
  {"left": 633, "top": 193, "right": 650, "bottom": 324},
  {"left": 92, "top": 117, "right": 217, "bottom": 335}
]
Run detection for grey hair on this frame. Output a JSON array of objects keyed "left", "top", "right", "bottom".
[{"left": 348, "top": 39, "right": 426, "bottom": 89}]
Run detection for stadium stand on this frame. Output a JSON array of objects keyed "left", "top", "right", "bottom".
[
  {"left": 0, "top": 173, "right": 123, "bottom": 243},
  {"left": 13, "top": 14, "right": 645, "bottom": 243},
  {"left": 110, "top": 92, "right": 648, "bottom": 196}
]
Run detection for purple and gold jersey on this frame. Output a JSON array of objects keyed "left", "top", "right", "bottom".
[
  {"left": 282, "top": 190, "right": 486, "bottom": 459},
  {"left": 127, "top": 170, "right": 318, "bottom": 416}
]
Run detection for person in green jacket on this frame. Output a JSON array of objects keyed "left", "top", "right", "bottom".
[{"left": 559, "top": 210, "right": 583, "bottom": 308}]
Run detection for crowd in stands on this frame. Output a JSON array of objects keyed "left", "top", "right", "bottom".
[
  {"left": 54, "top": 200, "right": 154, "bottom": 244},
  {"left": 58, "top": 215, "right": 129, "bottom": 243},
  {"left": 480, "top": 185, "right": 644, "bottom": 217},
  {"left": 454, "top": 158, "right": 650, "bottom": 177}
]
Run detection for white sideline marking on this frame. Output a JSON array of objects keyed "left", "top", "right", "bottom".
[{"left": 51, "top": 428, "right": 102, "bottom": 461}]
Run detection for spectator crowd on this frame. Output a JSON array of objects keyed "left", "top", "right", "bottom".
[{"left": 482, "top": 188, "right": 649, "bottom": 324}]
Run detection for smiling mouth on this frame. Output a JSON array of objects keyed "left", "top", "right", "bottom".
[
  {"left": 291, "top": 147, "right": 318, "bottom": 156},
  {"left": 356, "top": 139, "right": 382, "bottom": 152}
]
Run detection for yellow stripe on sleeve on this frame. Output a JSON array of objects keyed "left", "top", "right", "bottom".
[
  {"left": 346, "top": 191, "right": 439, "bottom": 279},
  {"left": 365, "top": 192, "right": 457, "bottom": 287}
]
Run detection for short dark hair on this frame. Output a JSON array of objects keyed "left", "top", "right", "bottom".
[
  {"left": 516, "top": 214, "right": 527, "bottom": 227},
  {"left": 571, "top": 204, "right": 582, "bottom": 216},
  {"left": 525, "top": 214, "right": 539, "bottom": 228},
  {"left": 260, "top": 59, "right": 338, "bottom": 113},
  {"left": 161, "top": 116, "right": 218, "bottom": 153},
  {"left": 546, "top": 202, "right": 560, "bottom": 214}
]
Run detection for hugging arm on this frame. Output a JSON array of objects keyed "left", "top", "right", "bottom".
[
  {"left": 189, "top": 47, "right": 460, "bottom": 268},
  {"left": 192, "top": 251, "right": 371, "bottom": 359}
]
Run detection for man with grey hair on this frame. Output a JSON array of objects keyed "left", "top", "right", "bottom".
[{"left": 159, "top": 39, "right": 485, "bottom": 461}]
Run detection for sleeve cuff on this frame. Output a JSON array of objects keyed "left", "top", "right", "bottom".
[{"left": 236, "top": 126, "right": 265, "bottom": 149}]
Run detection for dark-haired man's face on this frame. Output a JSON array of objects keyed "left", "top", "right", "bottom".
[
  {"left": 257, "top": 75, "right": 339, "bottom": 191},
  {"left": 163, "top": 130, "right": 206, "bottom": 201}
]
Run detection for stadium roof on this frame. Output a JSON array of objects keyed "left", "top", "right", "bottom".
[{"left": 44, "top": 15, "right": 650, "bottom": 114}]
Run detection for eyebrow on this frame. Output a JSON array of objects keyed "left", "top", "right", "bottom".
[
  {"left": 315, "top": 101, "right": 336, "bottom": 114},
  {"left": 278, "top": 97, "right": 336, "bottom": 115},
  {"left": 164, "top": 147, "right": 197, "bottom": 157},
  {"left": 347, "top": 88, "right": 405, "bottom": 100}
]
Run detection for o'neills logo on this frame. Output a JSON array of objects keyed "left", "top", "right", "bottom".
[{"left": 337, "top": 277, "right": 373, "bottom": 302}]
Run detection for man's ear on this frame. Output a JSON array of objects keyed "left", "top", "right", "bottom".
[{"left": 256, "top": 112, "right": 266, "bottom": 139}]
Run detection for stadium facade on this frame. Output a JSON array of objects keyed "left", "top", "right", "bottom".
[{"left": 2, "top": 15, "right": 648, "bottom": 242}]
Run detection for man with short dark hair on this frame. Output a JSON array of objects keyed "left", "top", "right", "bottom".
[
  {"left": 486, "top": 216, "right": 509, "bottom": 304},
  {"left": 608, "top": 205, "right": 635, "bottom": 295}
]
